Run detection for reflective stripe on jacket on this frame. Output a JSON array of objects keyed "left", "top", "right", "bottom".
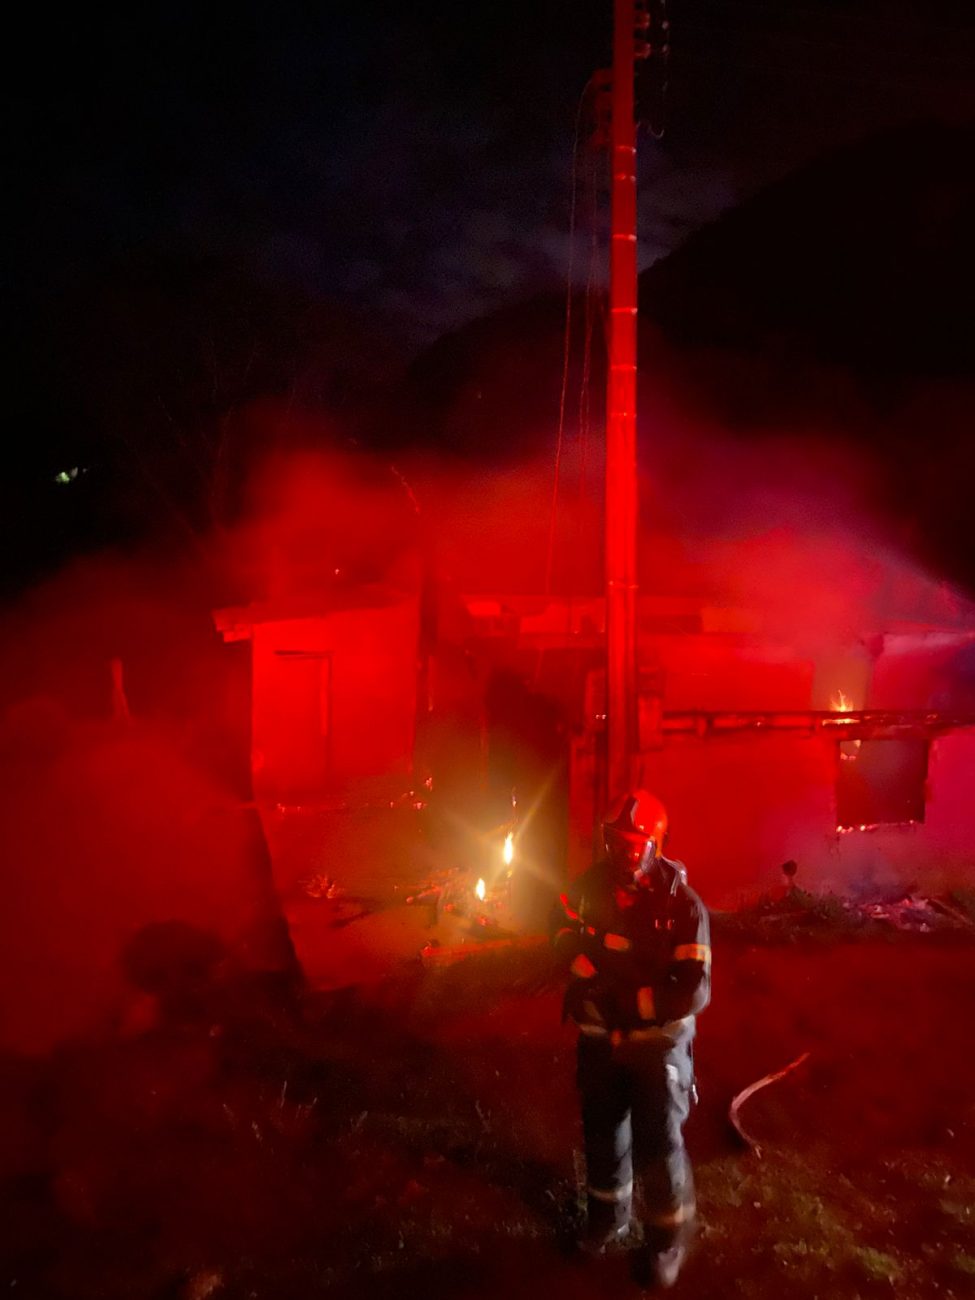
[{"left": 556, "top": 857, "right": 711, "bottom": 1035}]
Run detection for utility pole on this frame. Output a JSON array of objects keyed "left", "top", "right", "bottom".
[{"left": 605, "top": 0, "right": 647, "bottom": 800}]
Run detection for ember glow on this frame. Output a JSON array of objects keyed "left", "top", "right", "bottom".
[
  {"left": 835, "top": 820, "right": 920, "bottom": 836},
  {"left": 475, "top": 877, "right": 486, "bottom": 902},
  {"left": 503, "top": 832, "right": 514, "bottom": 867}
]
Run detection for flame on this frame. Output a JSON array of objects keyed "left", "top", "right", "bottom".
[
  {"left": 830, "top": 689, "right": 854, "bottom": 713},
  {"left": 503, "top": 832, "right": 514, "bottom": 867},
  {"left": 475, "top": 878, "right": 486, "bottom": 902}
]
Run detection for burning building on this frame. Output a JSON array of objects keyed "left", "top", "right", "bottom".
[
  {"left": 214, "top": 526, "right": 975, "bottom": 917},
  {"left": 209, "top": 115, "right": 975, "bottom": 919}
]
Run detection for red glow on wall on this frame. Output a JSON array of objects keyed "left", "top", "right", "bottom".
[{"left": 249, "top": 601, "right": 420, "bottom": 803}]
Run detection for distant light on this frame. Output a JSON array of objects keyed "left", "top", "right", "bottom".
[
  {"left": 503, "top": 832, "right": 514, "bottom": 867},
  {"left": 475, "top": 878, "right": 486, "bottom": 902},
  {"left": 54, "top": 467, "right": 87, "bottom": 485}
]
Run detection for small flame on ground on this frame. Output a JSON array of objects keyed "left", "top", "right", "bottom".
[
  {"left": 475, "top": 878, "right": 486, "bottom": 902},
  {"left": 503, "top": 832, "right": 514, "bottom": 867},
  {"left": 830, "top": 689, "right": 854, "bottom": 713}
]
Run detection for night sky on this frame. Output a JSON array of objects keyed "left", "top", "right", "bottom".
[
  {"left": 10, "top": 0, "right": 975, "bottom": 351},
  {"left": 4, "top": 0, "right": 974, "bottom": 594}
]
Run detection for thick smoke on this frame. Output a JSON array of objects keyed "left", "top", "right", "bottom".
[
  {"left": 398, "top": 406, "right": 973, "bottom": 647},
  {"left": 1, "top": 390, "right": 972, "bottom": 1051}
]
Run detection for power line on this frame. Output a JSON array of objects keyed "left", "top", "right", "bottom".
[
  {"left": 675, "top": 24, "right": 975, "bottom": 77},
  {"left": 685, "top": 0, "right": 975, "bottom": 39},
  {"left": 674, "top": 48, "right": 975, "bottom": 95},
  {"left": 544, "top": 80, "right": 591, "bottom": 599}
]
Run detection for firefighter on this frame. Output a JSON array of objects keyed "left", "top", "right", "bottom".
[{"left": 553, "top": 790, "right": 710, "bottom": 1289}]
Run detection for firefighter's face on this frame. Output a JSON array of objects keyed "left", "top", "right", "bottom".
[{"left": 606, "top": 828, "right": 657, "bottom": 886}]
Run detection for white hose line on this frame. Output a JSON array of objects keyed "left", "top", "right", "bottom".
[{"left": 729, "top": 1051, "right": 811, "bottom": 1158}]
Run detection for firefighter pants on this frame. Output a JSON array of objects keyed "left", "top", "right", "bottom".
[{"left": 577, "top": 1031, "right": 696, "bottom": 1248}]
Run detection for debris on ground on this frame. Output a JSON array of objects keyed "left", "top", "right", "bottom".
[
  {"left": 420, "top": 935, "right": 548, "bottom": 967},
  {"left": 861, "top": 894, "right": 975, "bottom": 932},
  {"left": 714, "top": 886, "right": 975, "bottom": 941},
  {"left": 403, "top": 866, "right": 470, "bottom": 915},
  {"left": 182, "top": 1269, "right": 224, "bottom": 1300},
  {"left": 300, "top": 871, "right": 345, "bottom": 901},
  {"left": 404, "top": 865, "right": 521, "bottom": 952}
]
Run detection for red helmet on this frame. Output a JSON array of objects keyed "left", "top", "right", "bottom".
[{"left": 603, "top": 790, "right": 669, "bottom": 884}]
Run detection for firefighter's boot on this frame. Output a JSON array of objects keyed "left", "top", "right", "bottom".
[
  {"left": 630, "top": 1220, "right": 693, "bottom": 1291},
  {"left": 580, "top": 1211, "right": 638, "bottom": 1256}
]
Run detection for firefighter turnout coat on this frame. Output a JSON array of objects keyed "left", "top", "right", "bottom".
[{"left": 554, "top": 856, "right": 711, "bottom": 1248}]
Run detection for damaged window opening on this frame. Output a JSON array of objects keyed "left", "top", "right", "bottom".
[{"left": 836, "top": 738, "right": 929, "bottom": 831}]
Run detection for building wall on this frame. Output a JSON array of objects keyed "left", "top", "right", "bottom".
[
  {"left": 648, "top": 633, "right": 817, "bottom": 711},
  {"left": 250, "top": 598, "right": 419, "bottom": 802},
  {"left": 639, "top": 732, "right": 835, "bottom": 905},
  {"left": 570, "top": 726, "right": 975, "bottom": 909},
  {"left": 564, "top": 626, "right": 975, "bottom": 906}
]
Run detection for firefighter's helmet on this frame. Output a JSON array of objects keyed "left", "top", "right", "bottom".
[{"left": 603, "top": 789, "right": 669, "bottom": 885}]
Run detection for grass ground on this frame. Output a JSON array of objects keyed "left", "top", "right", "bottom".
[{"left": 1, "top": 929, "right": 974, "bottom": 1299}]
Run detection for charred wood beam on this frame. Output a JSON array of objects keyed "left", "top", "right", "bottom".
[{"left": 656, "top": 710, "right": 975, "bottom": 740}]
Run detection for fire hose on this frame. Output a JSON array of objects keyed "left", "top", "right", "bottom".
[{"left": 729, "top": 1051, "right": 811, "bottom": 1158}]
